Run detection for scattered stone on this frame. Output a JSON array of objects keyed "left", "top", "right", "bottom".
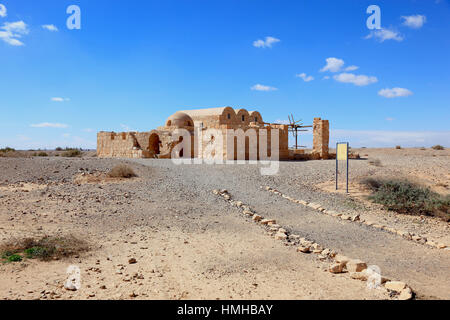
[
  {"left": 340, "top": 215, "right": 351, "bottom": 221},
  {"left": 252, "top": 215, "right": 262, "bottom": 222},
  {"left": 351, "top": 215, "right": 360, "bottom": 222},
  {"left": 274, "top": 232, "right": 287, "bottom": 240},
  {"left": 308, "top": 203, "right": 322, "bottom": 210},
  {"left": 128, "top": 258, "right": 137, "bottom": 264},
  {"left": 329, "top": 263, "right": 346, "bottom": 274},
  {"left": 243, "top": 210, "right": 253, "bottom": 216},
  {"left": 384, "top": 281, "right": 407, "bottom": 292},
  {"left": 212, "top": 189, "right": 220, "bottom": 195},
  {"left": 334, "top": 255, "right": 350, "bottom": 264},
  {"left": 398, "top": 287, "right": 413, "bottom": 300},
  {"left": 346, "top": 259, "right": 367, "bottom": 272},
  {"left": 350, "top": 271, "right": 368, "bottom": 281},
  {"left": 297, "top": 246, "right": 310, "bottom": 253},
  {"left": 260, "top": 219, "right": 276, "bottom": 225},
  {"left": 235, "top": 201, "right": 243, "bottom": 207}
]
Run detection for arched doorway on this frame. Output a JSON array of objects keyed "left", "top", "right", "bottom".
[{"left": 148, "top": 133, "right": 161, "bottom": 157}]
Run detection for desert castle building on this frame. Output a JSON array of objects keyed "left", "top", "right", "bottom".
[{"left": 97, "top": 107, "right": 329, "bottom": 160}]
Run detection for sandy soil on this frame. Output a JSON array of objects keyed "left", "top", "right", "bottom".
[{"left": 0, "top": 148, "right": 448, "bottom": 300}]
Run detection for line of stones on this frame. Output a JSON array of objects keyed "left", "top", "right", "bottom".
[
  {"left": 212, "top": 188, "right": 414, "bottom": 300},
  {"left": 264, "top": 186, "right": 448, "bottom": 250}
]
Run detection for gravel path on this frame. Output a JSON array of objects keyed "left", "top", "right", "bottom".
[{"left": 132, "top": 158, "right": 450, "bottom": 299}]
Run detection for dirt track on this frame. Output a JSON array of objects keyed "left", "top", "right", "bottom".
[{"left": 0, "top": 148, "right": 449, "bottom": 300}]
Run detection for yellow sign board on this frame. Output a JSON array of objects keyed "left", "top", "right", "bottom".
[{"left": 337, "top": 143, "right": 348, "bottom": 161}]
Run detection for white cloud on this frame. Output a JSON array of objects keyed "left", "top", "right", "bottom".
[
  {"left": 42, "top": 24, "right": 58, "bottom": 32},
  {"left": 0, "top": 20, "right": 29, "bottom": 46},
  {"left": 345, "top": 65, "right": 359, "bottom": 71},
  {"left": 253, "top": 36, "right": 280, "bottom": 48},
  {"left": 331, "top": 129, "right": 450, "bottom": 148},
  {"left": 401, "top": 15, "right": 426, "bottom": 29},
  {"left": 51, "top": 97, "right": 70, "bottom": 102},
  {"left": 31, "top": 122, "right": 69, "bottom": 128},
  {"left": 251, "top": 84, "right": 278, "bottom": 91},
  {"left": 365, "top": 28, "right": 403, "bottom": 42},
  {"left": 333, "top": 73, "right": 378, "bottom": 86},
  {"left": 0, "top": 4, "right": 7, "bottom": 18},
  {"left": 296, "top": 73, "right": 314, "bottom": 82},
  {"left": 386, "top": 117, "right": 395, "bottom": 121},
  {"left": 378, "top": 87, "right": 413, "bottom": 98},
  {"left": 323, "top": 76, "right": 330, "bottom": 80},
  {"left": 320, "top": 57, "right": 345, "bottom": 73}
]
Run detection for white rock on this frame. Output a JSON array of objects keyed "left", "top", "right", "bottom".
[
  {"left": 346, "top": 259, "right": 367, "bottom": 272},
  {"left": 384, "top": 281, "right": 407, "bottom": 292},
  {"left": 275, "top": 232, "right": 287, "bottom": 240},
  {"left": 398, "top": 287, "right": 413, "bottom": 300}
]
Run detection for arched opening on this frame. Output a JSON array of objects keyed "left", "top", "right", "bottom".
[{"left": 149, "top": 133, "right": 161, "bottom": 157}]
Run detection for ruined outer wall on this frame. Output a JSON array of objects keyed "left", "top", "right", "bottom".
[
  {"left": 312, "top": 118, "right": 329, "bottom": 159},
  {"left": 97, "top": 132, "right": 149, "bottom": 158}
]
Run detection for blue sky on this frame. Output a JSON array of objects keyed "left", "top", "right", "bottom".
[{"left": 0, "top": 0, "right": 449, "bottom": 149}]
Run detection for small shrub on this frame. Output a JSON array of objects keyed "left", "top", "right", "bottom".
[
  {"left": 395, "top": 145, "right": 402, "bottom": 149},
  {"left": 432, "top": 145, "right": 444, "bottom": 150},
  {"left": 55, "top": 147, "right": 63, "bottom": 151},
  {"left": 0, "top": 147, "right": 15, "bottom": 153},
  {"left": 7, "top": 254, "right": 23, "bottom": 262},
  {"left": 37, "top": 152, "right": 48, "bottom": 157},
  {"left": 62, "top": 149, "right": 82, "bottom": 157},
  {"left": 361, "top": 178, "right": 450, "bottom": 221},
  {"left": 368, "top": 159, "right": 382, "bottom": 167},
  {"left": 108, "top": 164, "right": 137, "bottom": 178},
  {"left": 1, "top": 236, "right": 89, "bottom": 262}
]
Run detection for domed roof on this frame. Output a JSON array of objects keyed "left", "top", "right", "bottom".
[{"left": 166, "top": 112, "right": 194, "bottom": 127}]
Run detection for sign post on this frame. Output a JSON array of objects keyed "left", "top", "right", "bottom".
[{"left": 336, "top": 142, "right": 349, "bottom": 193}]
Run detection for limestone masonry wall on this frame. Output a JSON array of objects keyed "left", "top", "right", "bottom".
[{"left": 97, "top": 107, "right": 329, "bottom": 161}]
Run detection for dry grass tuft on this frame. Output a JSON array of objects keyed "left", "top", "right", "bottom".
[
  {"left": 368, "top": 158, "right": 382, "bottom": 167},
  {"left": 108, "top": 164, "right": 137, "bottom": 179},
  {"left": 1, "top": 235, "right": 90, "bottom": 262}
]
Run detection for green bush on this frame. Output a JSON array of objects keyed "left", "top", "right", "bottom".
[
  {"left": 432, "top": 145, "right": 444, "bottom": 150},
  {"left": 24, "top": 246, "right": 53, "bottom": 259},
  {"left": 362, "top": 178, "right": 450, "bottom": 221}
]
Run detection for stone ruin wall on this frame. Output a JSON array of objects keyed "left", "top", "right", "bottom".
[{"left": 97, "top": 109, "right": 328, "bottom": 161}]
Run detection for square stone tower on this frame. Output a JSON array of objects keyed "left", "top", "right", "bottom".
[{"left": 313, "top": 118, "right": 329, "bottom": 159}]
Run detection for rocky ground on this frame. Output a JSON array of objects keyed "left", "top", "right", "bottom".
[{"left": 0, "top": 148, "right": 448, "bottom": 300}]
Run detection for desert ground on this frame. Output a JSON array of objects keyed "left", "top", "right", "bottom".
[{"left": 0, "top": 147, "right": 449, "bottom": 300}]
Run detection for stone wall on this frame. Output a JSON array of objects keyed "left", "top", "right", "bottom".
[
  {"left": 312, "top": 118, "right": 330, "bottom": 159},
  {"left": 97, "top": 108, "right": 328, "bottom": 161}
]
